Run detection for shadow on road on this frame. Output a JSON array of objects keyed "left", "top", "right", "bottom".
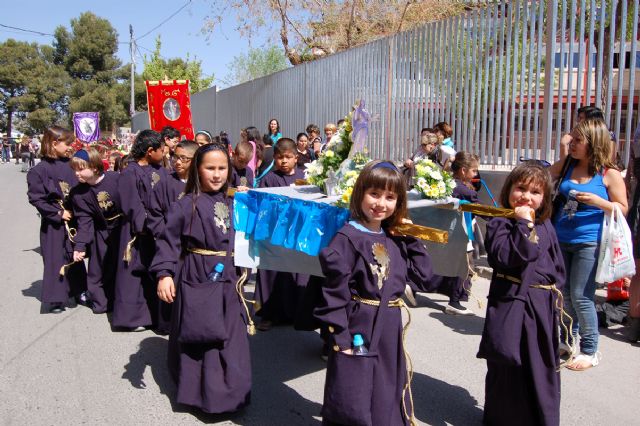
[
  {"left": 22, "top": 280, "right": 42, "bottom": 302},
  {"left": 412, "top": 371, "right": 483, "bottom": 425},
  {"left": 123, "top": 328, "right": 324, "bottom": 425},
  {"left": 122, "top": 336, "right": 176, "bottom": 399},
  {"left": 22, "top": 246, "right": 41, "bottom": 255},
  {"left": 428, "top": 311, "right": 485, "bottom": 336}
]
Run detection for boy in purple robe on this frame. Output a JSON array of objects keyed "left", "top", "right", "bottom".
[
  {"left": 147, "top": 140, "right": 197, "bottom": 334},
  {"left": 231, "top": 140, "right": 255, "bottom": 190},
  {"left": 113, "top": 130, "right": 167, "bottom": 331},
  {"left": 148, "top": 140, "right": 198, "bottom": 239},
  {"left": 27, "top": 126, "right": 87, "bottom": 313},
  {"left": 69, "top": 147, "right": 123, "bottom": 314},
  {"left": 477, "top": 162, "right": 566, "bottom": 426},
  {"left": 151, "top": 143, "right": 252, "bottom": 414},
  {"left": 315, "top": 161, "right": 432, "bottom": 426},
  {"left": 255, "top": 138, "right": 307, "bottom": 330}
]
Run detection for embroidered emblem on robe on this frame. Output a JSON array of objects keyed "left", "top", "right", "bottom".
[
  {"left": 239, "top": 176, "right": 248, "bottom": 187},
  {"left": 59, "top": 181, "right": 70, "bottom": 199},
  {"left": 214, "top": 201, "right": 230, "bottom": 234},
  {"left": 369, "top": 242, "right": 390, "bottom": 289},
  {"left": 151, "top": 172, "right": 161, "bottom": 188},
  {"left": 97, "top": 191, "right": 114, "bottom": 210}
]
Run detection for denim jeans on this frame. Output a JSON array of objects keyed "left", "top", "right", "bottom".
[
  {"left": 560, "top": 242, "right": 599, "bottom": 355},
  {"left": 1, "top": 146, "right": 10, "bottom": 162}
]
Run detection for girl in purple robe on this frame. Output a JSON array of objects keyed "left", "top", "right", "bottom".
[
  {"left": 113, "top": 130, "right": 167, "bottom": 331},
  {"left": 255, "top": 138, "right": 308, "bottom": 330},
  {"left": 315, "top": 160, "right": 433, "bottom": 426},
  {"left": 27, "top": 126, "right": 87, "bottom": 313},
  {"left": 150, "top": 143, "right": 252, "bottom": 414},
  {"left": 69, "top": 147, "right": 123, "bottom": 314},
  {"left": 477, "top": 162, "right": 566, "bottom": 426}
]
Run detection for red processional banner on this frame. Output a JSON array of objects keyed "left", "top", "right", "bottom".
[{"left": 145, "top": 79, "right": 194, "bottom": 139}]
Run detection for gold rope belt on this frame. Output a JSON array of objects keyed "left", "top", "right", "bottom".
[
  {"left": 351, "top": 295, "right": 416, "bottom": 426},
  {"left": 495, "top": 273, "right": 576, "bottom": 368},
  {"left": 58, "top": 200, "right": 76, "bottom": 243},
  {"left": 105, "top": 213, "right": 123, "bottom": 221},
  {"left": 186, "top": 247, "right": 233, "bottom": 256}
]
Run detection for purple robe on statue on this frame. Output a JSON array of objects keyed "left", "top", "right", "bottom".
[
  {"left": 315, "top": 223, "right": 432, "bottom": 426},
  {"left": 231, "top": 166, "right": 254, "bottom": 188},
  {"left": 478, "top": 217, "right": 565, "bottom": 426},
  {"left": 112, "top": 162, "right": 167, "bottom": 328},
  {"left": 70, "top": 171, "right": 123, "bottom": 313},
  {"left": 149, "top": 191, "right": 251, "bottom": 414},
  {"left": 27, "top": 157, "right": 87, "bottom": 305},
  {"left": 255, "top": 168, "right": 309, "bottom": 323}
]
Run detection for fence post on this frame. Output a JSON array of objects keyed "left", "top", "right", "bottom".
[{"left": 542, "top": 0, "right": 558, "bottom": 163}]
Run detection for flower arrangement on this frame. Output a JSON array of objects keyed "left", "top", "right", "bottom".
[
  {"left": 413, "top": 158, "right": 456, "bottom": 199},
  {"left": 334, "top": 152, "right": 371, "bottom": 208},
  {"left": 305, "top": 108, "right": 354, "bottom": 188}
]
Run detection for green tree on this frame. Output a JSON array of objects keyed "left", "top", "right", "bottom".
[
  {"left": 54, "top": 12, "right": 129, "bottom": 132},
  {"left": 0, "top": 40, "right": 69, "bottom": 136},
  {"left": 226, "top": 45, "right": 289, "bottom": 84},
  {"left": 141, "top": 36, "right": 214, "bottom": 94}
]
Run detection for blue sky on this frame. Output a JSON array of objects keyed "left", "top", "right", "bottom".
[{"left": 0, "top": 0, "right": 268, "bottom": 88}]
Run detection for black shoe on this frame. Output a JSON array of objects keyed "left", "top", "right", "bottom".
[
  {"left": 75, "top": 291, "right": 92, "bottom": 308},
  {"left": 49, "top": 303, "right": 65, "bottom": 314},
  {"left": 321, "top": 344, "right": 330, "bottom": 362}
]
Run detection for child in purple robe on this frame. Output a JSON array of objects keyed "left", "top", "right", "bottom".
[
  {"left": 27, "top": 126, "right": 87, "bottom": 313},
  {"left": 231, "top": 140, "right": 255, "bottom": 191},
  {"left": 477, "top": 162, "right": 566, "bottom": 426},
  {"left": 315, "top": 160, "right": 433, "bottom": 426},
  {"left": 255, "top": 138, "right": 307, "bottom": 330},
  {"left": 69, "top": 147, "right": 123, "bottom": 314},
  {"left": 113, "top": 130, "right": 167, "bottom": 331},
  {"left": 147, "top": 140, "right": 198, "bottom": 334},
  {"left": 150, "top": 143, "right": 252, "bottom": 414}
]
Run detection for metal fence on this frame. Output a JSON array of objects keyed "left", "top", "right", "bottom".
[{"left": 132, "top": 0, "right": 640, "bottom": 167}]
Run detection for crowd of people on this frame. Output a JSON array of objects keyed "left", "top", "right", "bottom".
[{"left": 22, "top": 110, "right": 640, "bottom": 425}]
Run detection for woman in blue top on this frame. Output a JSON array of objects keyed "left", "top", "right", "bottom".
[
  {"left": 550, "top": 118, "right": 627, "bottom": 371},
  {"left": 266, "top": 118, "right": 282, "bottom": 145}
]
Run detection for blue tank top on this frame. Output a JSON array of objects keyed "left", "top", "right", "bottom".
[{"left": 554, "top": 163, "right": 609, "bottom": 243}]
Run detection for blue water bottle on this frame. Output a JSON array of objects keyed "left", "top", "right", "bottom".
[
  {"left": 352, "top": 334, "right": 368, "bottom": 355},
  {"left": 208, "top": 263, "right": 225, "bottom": 283}
]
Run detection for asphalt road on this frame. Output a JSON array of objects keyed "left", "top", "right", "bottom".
[{"left": 0, "top": 161, "right": 637, "bottom": 425}]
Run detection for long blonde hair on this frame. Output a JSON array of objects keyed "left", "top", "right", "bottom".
[{"left": 572, "top": 118, "right": 616, "bottom": 175}]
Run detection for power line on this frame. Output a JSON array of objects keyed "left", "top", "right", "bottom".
[
  {"left": 135, "top": 0, "right": 192, "bottom": 42},
  {"left": 0, "top": 23, "right": 54, "bottom": 37}
]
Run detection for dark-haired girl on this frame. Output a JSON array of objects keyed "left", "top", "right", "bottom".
[
  {"left": 266, "top": 118, "right": 282, "bottom": 145},
  {"left": 27, "top": 126, "right": 87, "bottom": 313},
  {"left": 478, "top": 161, "right": 565, "bottom": 426},
  {"left": 150, "top": 143, "right": 251, "bottom": 414},
  {"left": 314, "top": 160, "right": 432, "bottom": 426},
  {"left": 69, "top": 147, "right": 123, "bottom": 314},
  {"left": 112, "top": 129, "right": 167, "bottom": 330}
]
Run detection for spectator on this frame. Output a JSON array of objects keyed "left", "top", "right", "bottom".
[
  {"left": 266, "top": 119, "right": 282, "bottom": 145},
  {"left": 295, "top": 132, "right": 315, "bottom": 169},
  {"left": 306, "top": 124, "right": 322, "bottom": 157},
  {"left": 2, "top": 136, "right": 11, "bottom": 163}
]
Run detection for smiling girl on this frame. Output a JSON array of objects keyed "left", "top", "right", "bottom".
[
  {"left": 314, "top": 160, "right": 433, "bottom": 426},
  {"left": 479, "top": 161, "right": 566, "bottom": 426}
]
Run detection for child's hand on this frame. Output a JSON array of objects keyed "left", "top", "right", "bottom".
[
  {"left": 236, "top": 185, "right": 249, "bottom": 192},
  {"left": 623, "top": 277, "right": 631, "bottom": 289},
  {"left": 401, "top": 217, "right": 413, "bottom": 225},
  {"left": 73, "top": 250, "right": 85, "bottom": 262},
  {"left": 157, "top": 276, "right": 176, "bottom": 303},
  {"left": 61, "top": 209, "right": 72, "bottom": 221},
  {"left": 341, "top": 348, "right": 354, "bottom": 355},
  {"left": 514, "top": 206, "right": 534, "bottom": 222}
]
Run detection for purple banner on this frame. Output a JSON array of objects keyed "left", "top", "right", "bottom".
[{"left": 73, "top": 112, "right": 100, "bottom": 142}]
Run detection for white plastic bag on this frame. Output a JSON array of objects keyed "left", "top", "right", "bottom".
[{"left": 595, "top": 205, "right": 636, "bottom": 283}]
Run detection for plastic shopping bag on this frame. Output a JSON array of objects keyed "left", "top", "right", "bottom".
[{"left": 595, "top": 205, "right": 636, "bottom": 284}]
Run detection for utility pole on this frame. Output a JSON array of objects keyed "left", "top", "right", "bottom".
[{"left": 129, "top": 24, "right": 135, "bottom": 118}]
